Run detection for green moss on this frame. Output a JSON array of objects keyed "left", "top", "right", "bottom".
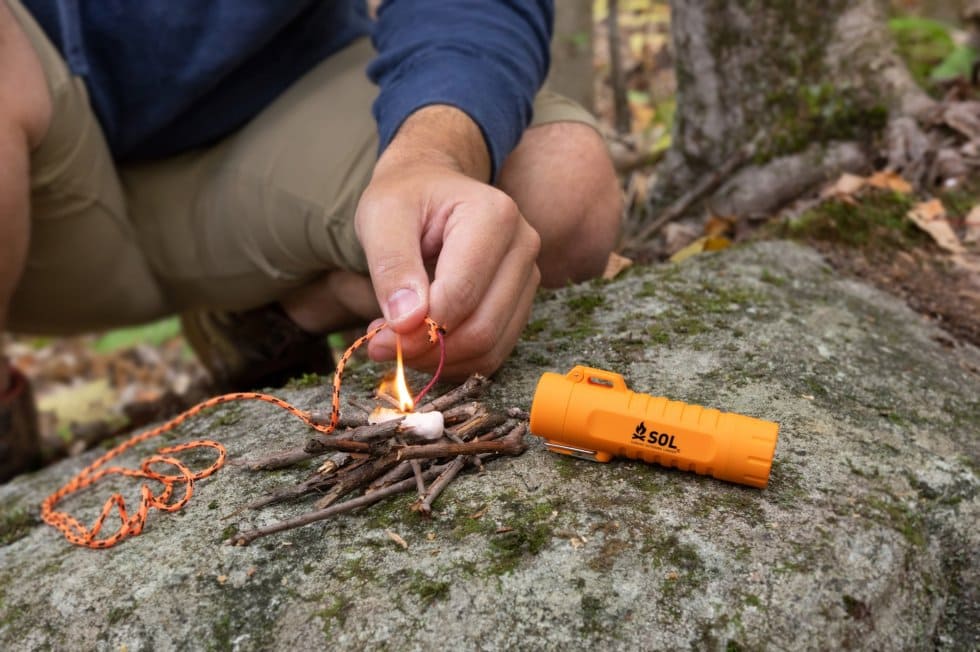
[
  {"left": 863, "top": 496, "right": 926, "bottom": 548},
  {"left": 553, "top": 455, "right": 582, "bottom": 481},
  {"left": 639, "top": 531, "right": 706, "bottom": 603},
  {"left": 405, "top": 571, "right": 450, "bottom": 607},
  {"left": 744, "top": 594, "right": 762, "bottom": 608},
  {"left": 760, "top": 269, "right": 787, "bottom": 287},
  {"left": 580, "top": 594, "right": 610, "bottom": 635},
  {"left": 0, "top": 507, "right": 34, "bottom": 546},
  {"left": 566, "top": 293, "right": 605, "bottom": 316},
  {"left": 523, "top": 318, "right": 549, "bottom": 339},
  {"left": 286, "top": 372, "right": 324, "bottom": 389},
  {"left": 317, "top": 595, "right": 352, "bottom": 636},
  {"left": 208, "top": 614, "right": 233, "bottom": 652},
  {"left": 647, "top": 325, "right": 671, "bottom": 345},
  {"left": 220, "top": 524, "right": 239, "bottom": 541},
  {"left": 106, "top": 604, "right": 133, "bottom": 625},
  {"left": 485, "top": 498, "right": 559, "bottom": 576},
  {"left": 787, "top": 190, "right": 924, "bottom": 249},
  {"left": 761, "top": 83, "right": 887, "bottom": 162}
]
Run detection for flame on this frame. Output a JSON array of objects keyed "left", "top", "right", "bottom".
[{"left": 393, "top": 335, "right": 414, "bottom": 412}]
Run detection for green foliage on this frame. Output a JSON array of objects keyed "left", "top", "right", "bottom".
[
  {"left": 92, "top": 317, "right": 182, "bottom": 354},
  {"left": 787, "top": 190, "right": 925, "bottom": 248},
  {"left": 888, "top": 17, "right": 955, "bottom": 88},
  {"left": 931, "top": 45, "right": 979, "bottom": 82}
]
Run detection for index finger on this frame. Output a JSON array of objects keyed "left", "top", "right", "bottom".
[{"left": 427, "top": 192, "right": 522, "bottom": 329}]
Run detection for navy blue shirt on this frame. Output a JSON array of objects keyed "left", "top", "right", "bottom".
[{"left": 23, "top": 1, "right": 553, "bottom": 178}]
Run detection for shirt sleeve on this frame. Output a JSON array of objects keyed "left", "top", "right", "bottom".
[{"left": 368, "top": 1, "right": 554, "bottom": 181}]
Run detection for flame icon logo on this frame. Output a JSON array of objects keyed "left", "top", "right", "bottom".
[{"left": 634, "top": 421, "right": 647, "bottom": 436}]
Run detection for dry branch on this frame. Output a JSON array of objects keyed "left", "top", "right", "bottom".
[{"left": 229, "top": 463, "right": 453, "bottom": 546}]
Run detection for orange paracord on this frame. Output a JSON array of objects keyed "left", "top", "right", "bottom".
[{"left": 41, "top": 318, "right": 445, "bottom": 549}]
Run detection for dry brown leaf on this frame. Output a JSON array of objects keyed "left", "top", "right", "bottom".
[
  {"left": 820, "top": 173, "right": 866, "bottom": 199},
  {"left": 866, "top": 170, "right": 913, "bottom": 194},
  {"left": 602, "top": 252, "right": 634, "bottom": 280},
  {"left": 468, "top": 505, "right": 490, "bottom": 520},
  {"left": 907, "top": 199, "right": 964, "bottom": 254},
  {"left": 704, "top": 214, "right": 736, "bottom": 238},
  {"left": 386, "top": 530, "right": 409, "bottom": 549},
  {"left": 964, "top": 205, "right": 980, "bottom": 245}
]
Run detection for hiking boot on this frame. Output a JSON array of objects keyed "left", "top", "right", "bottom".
[
  {"left": 180, "top": 303, "right": 335, "bottom": 392},
  {"left": 0, "top": 367, "right": 42, "bottom": 483}
]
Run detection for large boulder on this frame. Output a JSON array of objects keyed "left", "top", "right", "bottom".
[{"left": 1, "top": 241, "right": 977, "bottom": 650}]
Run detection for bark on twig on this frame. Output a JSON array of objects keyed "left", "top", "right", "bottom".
[
  {"left": 630, "top": 143, "right": 753, "bottom": 245},
  {"left": 229, "top": 463, "right": 452, "bottom": 546},
  {"left": 414, "top": 421, "right": 520, "bottom": 515},
  {"left": 395, "top": 428, "right": 527, "bottom": 461},
  {"left": 416, "top": 374, "right": 489, "bottom": 413}
]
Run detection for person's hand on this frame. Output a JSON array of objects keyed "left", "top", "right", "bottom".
[{"left": 355, "top": 106, "right": 541, "bottom": 379}]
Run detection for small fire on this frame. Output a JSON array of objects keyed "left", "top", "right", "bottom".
[{"left": 392, "top": 335, "right": 414, "bottom": 412}]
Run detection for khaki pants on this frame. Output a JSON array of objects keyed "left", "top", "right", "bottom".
[{"left": 8, "top": 0, "right": 597, "bottom": 334}]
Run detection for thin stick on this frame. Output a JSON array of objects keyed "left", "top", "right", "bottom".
[
  {"left": 395, "top": 431, "right": 526, "bottom": 461},
  {"left": 365, "top": 460, "right": 414, "bottom": 493},
  {"left": 410, "top": 460, "right": 426, "bottom": 498},
  {"left": 313, "top": 453, "right": 401, "bottom": 509},
  {"left": 630, "top": 142, "right": 754, "bottom": 244},
  {"left": 414, "top": 421, "right": 520, "bottom": 515},
  {"left": 417, "top": 374, "right": 489, "bottom": 413},
  {"left": 229, "top": 463, "right": 452, "bottom": 546}
]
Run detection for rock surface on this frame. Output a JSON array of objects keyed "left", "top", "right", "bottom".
[{"left": 1, "top": 241, "right": 977, "bottom": 651}]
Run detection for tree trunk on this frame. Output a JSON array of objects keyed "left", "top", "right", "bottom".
[
  {"left": 547, "top": 0, "right": 595, "bottom": 111},
  {"left": 637, "top": 0, "right": 935, "bottom": 236}
]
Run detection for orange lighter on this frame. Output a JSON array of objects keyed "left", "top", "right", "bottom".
[{"left": 529, "top": 366, "right": 779, "bottom": 488}]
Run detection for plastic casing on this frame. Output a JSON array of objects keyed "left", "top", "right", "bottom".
[{"left": 529, "top": 366, "right": 779, "bottom": 489}]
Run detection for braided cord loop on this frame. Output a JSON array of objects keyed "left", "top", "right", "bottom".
[{"left": 41, "top": 320, "right": 409, "bottom": 548}]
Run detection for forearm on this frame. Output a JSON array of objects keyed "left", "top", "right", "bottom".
[
  {"left": 0, "top": 124, "right": 31, "bottom": 332},
  {"left": 373, "top": 105, "right": 491, "bottom": 183}
]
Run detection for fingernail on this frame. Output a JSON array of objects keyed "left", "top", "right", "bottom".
[{"left": 386, "top": 288, "right": 421, "bottom": 323}]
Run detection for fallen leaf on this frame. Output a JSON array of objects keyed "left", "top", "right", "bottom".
[
  {"left": 866, "top": 170, "right": 913, "bottom": 194},
  {"left": 964, "top": 205, "right": 980, "bottom": 244},
  {"left": 386, "top": 530, "right": 408, "bottom": 549},
  {"left": 569, "top": 536, "right": 585, "bottom": 550},
  {"left": 663, "top": 222, "right": 700, "bottom": 256},
  {"left": 704, "top": 214, "right": 736, "bottom": 238},
  {"left": 37, "top": 379, "right": 118, "bottom": 437},
  {"left": 468, "top": 505, "right": 490, "bottom": 520},
  {"left": 665, "top": 571, "right": 679, "bottom": 581},
  {"left": 246, "top": 567, "right": 257, "bottom": 578},
  {"left": 907, "top": 199, "right": 963, "bottom": 254},
  {"left": 602, "top": 252, "right": 634, "bottom": 280},
  {"left": 216, "top": 575, "right": 228, "bottom": 585},
  {"left": 495, "top": 526, "right": 514, "bottom": 534},
  {"left": 820, "top": 173, "right": 866, "bottom": 199},
  {"left": 670, "top": 235, "right": 732, "bottom": 263}
]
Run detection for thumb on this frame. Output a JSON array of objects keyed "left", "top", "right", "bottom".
[{"left": 356, "top": 203, "right": 430, "bottom": 332}]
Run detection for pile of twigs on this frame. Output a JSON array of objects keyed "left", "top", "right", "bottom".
[{"left": 228, "top": 375, "right": 528, "bottom": 546}]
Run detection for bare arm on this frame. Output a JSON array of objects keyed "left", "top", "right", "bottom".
[
  {"left": 0, "top": 1, "right": 51, "bottom": 384},
  {"left": 355, "top": 105, "right": 542, "bottom": 378}
]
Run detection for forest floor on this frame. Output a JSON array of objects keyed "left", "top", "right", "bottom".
[{"left": 7, "top": 0, "right": 979, "bottom": 459}]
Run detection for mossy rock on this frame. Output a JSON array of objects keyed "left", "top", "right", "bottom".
[{"left": 0, "top": 242, "right": 977, "bottom": 650}]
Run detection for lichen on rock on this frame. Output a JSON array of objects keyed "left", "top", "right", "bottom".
[{"left": 0, "top": 241, "right": 977, "bottom": 650}]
